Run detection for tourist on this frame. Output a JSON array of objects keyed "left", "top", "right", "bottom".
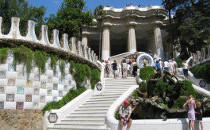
[
  {"left": 122, "top": 60, "right": 127, "bottom": 78},
  {"left": 155, "top": 60, "right": 161, "bottom": 71},
  {"left": 182, "top": 61, "right": 189, "bottom": 79},
  {"left": 119, "top": 100, "right": 132, "bottom": 130},
  {"left": 127, "top": 62, "right": 131, "bottom": 77},
  {"left": 183, "top": 95, "right": 196, "bottom": 130},
  {"left": 159, "top": 58, "right": 163, "bottom": 70},
  {"left": 195, "top": 101, "right": 203, "bottom": 130},
  {"left": 168, "top": 60, "right": 173, "bottom": 74},
  {"left": 163, "top": 59, "right": 169, "bottom": 71},
  {"left": 172, "top": 58, "right": 177, "bottom": 75},
  {"left": 105, "top": 60, "right": 110, "bottom": 77},
  {"left": 118, "top": 63, "right": 121, "bottom": 77},
  {"left": 132, "top": 61, "right": 138, "bottom": 77},
  {"left": 111, "top": 60, "right": 118, "bottom": 79}
]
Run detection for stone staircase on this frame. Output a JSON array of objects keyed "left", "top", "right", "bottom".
[{"left": 48, "top": 77, "right": 137, "bottom": 130}]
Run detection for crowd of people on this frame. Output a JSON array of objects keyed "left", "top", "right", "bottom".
[{"left": 103, "top": 58, "right": 138, "bottom": 79}]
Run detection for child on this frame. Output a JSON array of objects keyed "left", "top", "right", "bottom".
[{"left": 195, "top": 101, "right": 203, "bottom": 130}]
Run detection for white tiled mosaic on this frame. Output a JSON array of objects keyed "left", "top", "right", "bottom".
[{"left": 0, "top": 55, "right": 73, "bottom": 109}]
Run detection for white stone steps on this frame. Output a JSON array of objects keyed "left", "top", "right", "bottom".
[
  {"left": 47, "top": 77, "right": 136, "bottom": 130},
  {"left": 49, "top": 125, "right": 107, "bottom": 130},
  {"left": 75, "top": 108, "right": 108, "bottom": 111},
  {"left": 70, "top": 111, "right": 107, "bottom": 114},
  {"left": 66, "top": 115, "right": 106, "bottom": 118},
  {"left": 86, "top": 98, "right": 116, "bottom": 102},
  {"left": 79, "top": 104, "right": 111, "bottom": 108}
]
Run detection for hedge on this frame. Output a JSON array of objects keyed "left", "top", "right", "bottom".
[
  {"left": 191, "top": 61, "right": 210, "bottom": 83},
  {"left": 140, "top": 66, "right": 155, "bottom": 80}
]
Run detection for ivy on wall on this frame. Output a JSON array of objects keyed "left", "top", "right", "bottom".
[
  {"left": 0, "top": 48, "right": 9, "bottom": 63},
  {"left": 13, "top": 45, "right": 33, "bottom": 75},
  {"left": 34, "top": 51, "right": 48, "bottom": 74}
]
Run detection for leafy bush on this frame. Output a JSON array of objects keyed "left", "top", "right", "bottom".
[
  {"left": 50, "top": 55, "right": 57, "bottom": 71},
  {"left": 175, "top": 58, "right": 182, "bottom": 68},
  {"left": 73, "top": 63, "right": 86, "bottom": 87},
  {"left": 60, "top": 59, "right": 65, "bottom": 79},
  {"left": 13, "top": 45, "right": 33, "bottom": 75},
  {"left": 0, "top": 48, "right": 9, "bottom": 63},
  {"left": 191, "top": 61, "right": 210, "bottom": 83},
  {"left": 173, "top": 97, "right": 188, "bottom": 109},
  {"left": 152, "top": 80, "right": 168, "bottom": 97},
  {"left": 133, "top": 91, "right": 139, "bottom": 99},
  {"left": 179, "top": 80, "right": 196, "bottom": 97},
  {"left": 140, "top": 66, "right": 155, "bottom": 80},
  {"left": 34, "top": 51, "right": 49, "bottom": 74},
  {"left": 42, "top": 87, "right": 86, "bottom": 114},
  {"left": 139, "top": 82, "right": 147, "bottom": 93},
  {"left": 91, "top": 69, "right": 100, "bottom": 89}
]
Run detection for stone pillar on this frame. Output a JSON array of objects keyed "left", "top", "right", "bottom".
[
  {"left": 154, "top": 25, "right": 164, "bottom": 60},
  {"left": 102, "top": 26, "right": 110, "bottom": 60},
  {"left": 82, "top": 34, "right": 88, "bottom": 46},
  {"left": 127, "top": 25, "right": 137, "bottom": 53}
]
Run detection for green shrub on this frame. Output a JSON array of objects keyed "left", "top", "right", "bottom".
[
  {"left": 90, "top": 69, "right": 100, "bottom": 89},
  {"left": 133, "top": 91, "right": 139, "bottom": 99},
  {"left": 115, "top": 109, "right": 120, "bottom": 120},
  {"left": 13, "top": 45, "right": 33, "bottom": 76},
  {"left": 34, "top": 51, "right": 49, "bottom": 74},
  {"left": 42, "top": 87, "right": 86, "bottom": 114},
  {"left": 179, "top": 80, "right": 196, "bottom": 97},
  {"left": 139, "top": 82, "right": 147, "bottom": 93},
  {"left": 60, "top": 59, "right": 65, "bottom": 79},
  {"left": 73, "top": 63, "right": 86, "bottom": 87},
  {"left": 50, "top": 55, "right": 57, "bottom": 71},
  {"left": 175, "top": 58, "right": 182, "bottom": 68},
  {"left": 191, "top": 61, "right": 210, "bottom": 83},
  {"left": 173, "top": 97, "right": 188, "bottom": 109},
  {"left": 153, "top": 80, "right": 168, "bottom": 96},
  {"left": 0, "top": 48, "right": 9, "bottom": 63},
  {"left": 84, "top": 64, "right": 91, "bottom": 79},
  {"left": 140, "top": 66, "right": 155, "bottom": 80}
]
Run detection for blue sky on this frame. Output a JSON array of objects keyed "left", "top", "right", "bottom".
[{"left": 27, "top": 0, "right": 163, "bottom": 18}]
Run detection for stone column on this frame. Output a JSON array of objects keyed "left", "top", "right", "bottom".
[
  {"left": 154, "top": 25, "right": 164, "bottom": 59},
  {"left": 127, "top": 25, "right": 137, "bottom": 53},
  {"left": 82, "top": 34, "right": 88, "bottom": 46},
  {"left": 102, "top": 26, "right": 110, "bottom": 60}
]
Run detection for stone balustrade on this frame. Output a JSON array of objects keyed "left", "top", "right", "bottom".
[
  {"left": 0, "top": 17, "right": 98, "bottom": 69},
  {"left": 191, "top": 45, "right": 210, "bottom": 67}
]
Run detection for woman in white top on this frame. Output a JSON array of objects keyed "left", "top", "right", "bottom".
[{"left": 182, "top": 61, "right": 189, "bottom": 79}]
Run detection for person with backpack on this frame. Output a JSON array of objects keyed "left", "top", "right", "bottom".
[{"left": 111, "top": 60, "right": 118, "bottom": 79}]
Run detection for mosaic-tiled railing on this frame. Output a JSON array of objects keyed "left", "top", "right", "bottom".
[
  {"left": 191, "top": 45, "right": 210, "bottom": 67},
  {"left": 0, "top": 17, "right": 98, "bottom": 68},
  {"left": 0, "top": 17, "right": 99, "bottom": 109},
  {"left": 0, "top": 50, "right": 81, "bottom": 109}
]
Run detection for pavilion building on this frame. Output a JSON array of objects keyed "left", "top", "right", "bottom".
[{"left": 82, "top": 5, "right": 170, "bottom": 60}]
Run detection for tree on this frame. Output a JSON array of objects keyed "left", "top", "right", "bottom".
[
  {"left": 46, "top": 0, "right": 93, "bottom": 38},
  {"left": 0, "top": 0, "right": 46, "bottom": 35},
  {"left": 162, "top": 0, "right": 210, "bottom": 58}
]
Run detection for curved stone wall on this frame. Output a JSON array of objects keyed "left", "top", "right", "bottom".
[{"left": 0, "top": 17, "right": 99, "bottom": 110}]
